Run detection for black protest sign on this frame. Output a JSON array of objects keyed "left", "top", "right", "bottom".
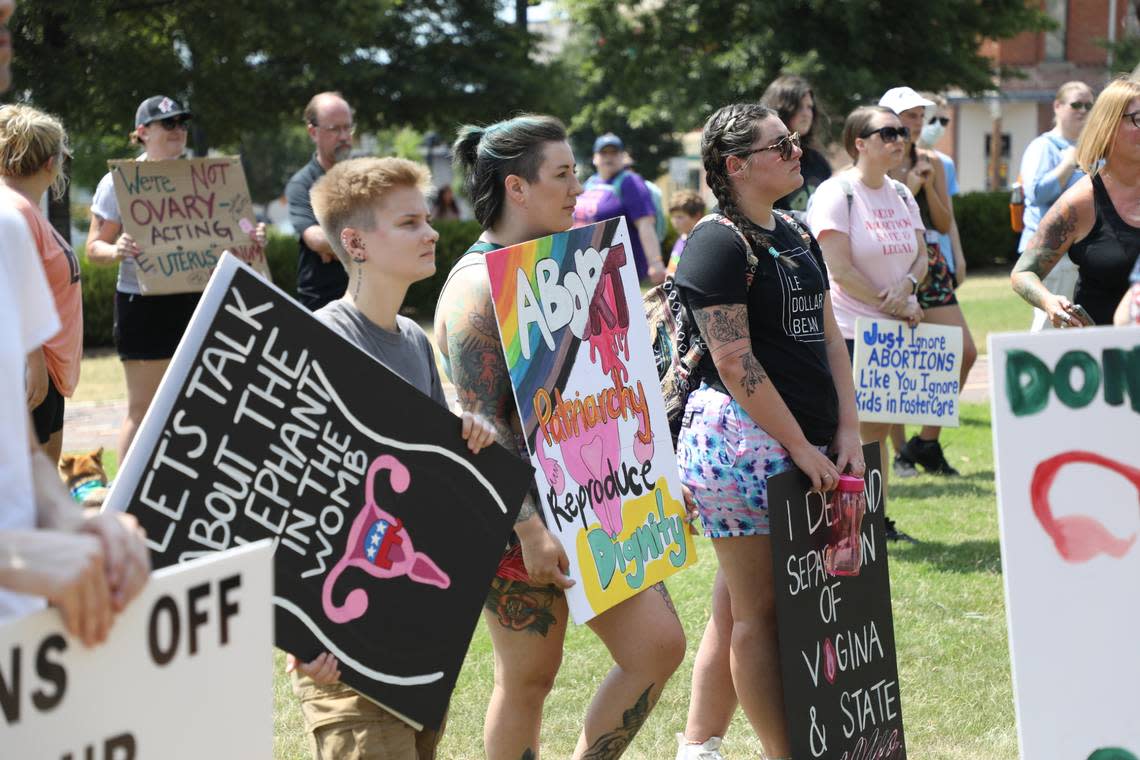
[
  {"left": 767, "top": 442, "right": 906, "bottom": 759},
  {"left": 106, "top": 255, "right": 531, "bottom": 730}
]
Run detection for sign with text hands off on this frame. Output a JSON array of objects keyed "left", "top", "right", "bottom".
[
  {"left": 767, "top": 443, "right": 906, "bottom": 760},
  {"left": 109, "top": 157, "right": 270, "bottom": 294},
  {"left": 0, "top": 542, "right": 274, "bottom": 759},
  {"left": 852, "top": 317, "right": 962, "bottom": 426},
  {"left": 484, "top": 217, "right": 696, "bottom": 624},
  {"left": 104, "top": 255, "right": 531, "bottom": 730},
  {"left": 990, "top": 326, "right": 1140, "bottom": 760}
]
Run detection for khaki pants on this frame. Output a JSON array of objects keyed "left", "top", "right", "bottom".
[{"left": 292, "top": 672, "right": 446, "bottom": 760}]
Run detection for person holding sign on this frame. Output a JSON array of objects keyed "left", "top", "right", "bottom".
[
  {"left": 672, "top": 103, "right": 862, "bottom": 760},
  {"left": 806, "top": 105, "right": 929, "bottom": 543},
  {"left": 436, "top": 115, "right": 685, "bottom": 760},
  {"left": 281, "top": 156, "right": 497, "bottom": 759},
  {"left": 1012, "top": 75, "right": 1140, "bottom": 328},
  {"left": 85, "top": 95, "right": 266, "bottom": 465},
  {"left": 0, "top": 104, "right": 81, "bottom": 465}
]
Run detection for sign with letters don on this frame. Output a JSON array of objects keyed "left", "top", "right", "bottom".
[
  {"left": 104, "top": 254, "right": 531, "bottom": 730},
  {"left": 485, "top": 218, "right": 696, "bottom": 624},
  {"left": 109, "top": 157, "right": 270, "bottom": 294},
  {"left": 767, "top": 442, "right": 907, "bottom": 760},
  {"left": 990, "top": 326, "right": 1140, "bottom": 760},
  {"left": 0, "top": 541, "right": 274, "bottom": 760},
  {"left": 852, "top": 317, "right": 962, "bottom": 427}
]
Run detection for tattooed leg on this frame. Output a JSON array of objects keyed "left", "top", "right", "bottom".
[
  {"left": 578, "top": 686, "right": 655, "bottom": 760},
  {"left": 652, "top": 582, "right": 678, "bottom": 620},
  {"left": 482, "top": 577, "right": 569, "bottom": 760}
]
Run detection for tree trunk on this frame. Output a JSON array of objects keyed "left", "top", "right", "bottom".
[{"left": 516, "top": 0, "right": 528, "bottom": 34}]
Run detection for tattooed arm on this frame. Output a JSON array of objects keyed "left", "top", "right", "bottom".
[
  {"left": 693, "top": 303, "right": 839, "bottom": 492},
  {"left": 1011, "top": 181, "right": 1095, "bottom": 326},
  {"left": 435, "top": 264, "right": 574, "bottom": 589}
]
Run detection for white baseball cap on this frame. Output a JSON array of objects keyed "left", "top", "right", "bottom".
[{"left": 878, "top": 87, "right": 934, "bottom": 115}]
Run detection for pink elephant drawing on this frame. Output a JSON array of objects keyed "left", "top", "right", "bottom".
[{"left": 321, "top": 454, "right": 451, "bottom": 625}]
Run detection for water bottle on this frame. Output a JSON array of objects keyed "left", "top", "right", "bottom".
[{"left": 823, "top": 474, "right": 867, "bottom": 577}]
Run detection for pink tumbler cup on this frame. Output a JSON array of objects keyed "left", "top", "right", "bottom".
[{"left": 823, "top": 474, "right": 867, "bottom": 577}]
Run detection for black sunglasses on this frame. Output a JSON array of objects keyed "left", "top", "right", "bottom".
[
  {"left": 1123, "top": 110, "right": 1140, "bottom": 128},
  {"left": 153, "top": 116, "right": 191, "bottom": 131},
  {"left": 742, "top": 132, "right": 801, "bottom": 162},
  {"left": 861, "top": 126, "right": 910, "bottom": 143},
  {"left": 1068, "top": 101, "right": 1094, "bottom": 112},
  {"left": 928, "top": 116, "right": 950, "bottom": 127}
]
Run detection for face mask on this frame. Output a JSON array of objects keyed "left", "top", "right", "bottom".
[{"left": 920, "top": 121, "right": 945, "bottom": 147}]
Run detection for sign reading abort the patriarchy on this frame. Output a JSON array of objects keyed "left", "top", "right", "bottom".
[
  {"left": 0, "top": 542, "right": 274, "bottom": 760},
  {"left": 109, "top": 156, "right": 270, "bottom": 294},
  {"left": 105, "top": 255, "right": 532, "bottom": 730},
  {"left": 852, "top": 317, "right": 962, "bottom": 427},
  {"left": 767, "top": 442, "right": 906, "bottom": 759}
]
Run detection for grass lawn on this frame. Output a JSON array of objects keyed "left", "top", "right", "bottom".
[{"left": 90, "top": 274, "right": 1025, "bottom": 759}]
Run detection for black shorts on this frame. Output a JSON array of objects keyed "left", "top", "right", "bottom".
[
  {"left": 113, "top": 290, "right": 201, "bottom": 361},
  {"left": 32, "top": 374, "right": 64, "bottom": 444}
]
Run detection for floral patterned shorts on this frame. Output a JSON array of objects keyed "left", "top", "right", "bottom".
[{"left": 677, "top": 385, "right": 818, "bottom": 538}]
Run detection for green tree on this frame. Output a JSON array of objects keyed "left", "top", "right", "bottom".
[{"left": 562, "top": 0, "right": 1051, "bottom": 175}]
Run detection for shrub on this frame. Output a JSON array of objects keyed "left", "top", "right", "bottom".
[{"left": 954, "top": 191, "right": 1020, "bottom": 270}]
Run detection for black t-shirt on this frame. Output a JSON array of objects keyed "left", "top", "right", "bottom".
[
  {"left": 1070, "top": 174, "right": 1140, "bottom": 325},
  {"left": 286, "top": 155, "right": 348, "bottom": 309},
  {"left": 674, "top": 216, "right": 839, "bottom": 446},
  {"left": 775, "top": 147, "right": 832, "bottom": 213}
]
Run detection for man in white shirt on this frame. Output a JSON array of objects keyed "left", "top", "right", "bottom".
[{"left": 0, "top": 0, "right": 149, "bottom": 646}]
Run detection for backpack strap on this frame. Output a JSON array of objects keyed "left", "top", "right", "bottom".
[
  {"left": 839, "top": 175, "right": 911, "bottom": 215},
  {"left": 774, "top": 209, "right": 812, "bottom": 248},
  {"left": 689, "top": 213, "right": 760, "bottom": 289}
]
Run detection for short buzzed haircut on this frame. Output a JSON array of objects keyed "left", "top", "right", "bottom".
[
  {"left": 303, "top": 91, "right": 351, "bottom": 127},
  {"left": 309, "top": 157, "right": 432, "bottom": 269},
  {"left": 668, "top": 189, "right": 705, "bottom": 218}
]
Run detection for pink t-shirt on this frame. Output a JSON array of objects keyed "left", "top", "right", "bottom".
[
  {"left": 1, "top": 186, "right": 83, "bottom": 396},
  {"left": 807, "top": 172, "right": 924, "bottom": 339}
]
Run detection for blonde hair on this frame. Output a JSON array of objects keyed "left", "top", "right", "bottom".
[
  {"left": 0, "top": 104, "right": 70, "bottom": 198},
  {"left": 1076, "top": 75, "right": 1140, "bottom": 175},
  {"left": 309, "top": 157, "right": 432, "bottom": 269}
]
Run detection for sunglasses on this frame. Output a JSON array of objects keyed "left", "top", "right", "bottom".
[
  {"left": 743, "top": 131, "right": 801, "bottom": 162},
  {"left": 1123, "top": 110, "right": 1140, "bottom": 129},
  {"left": 861, "top": 126, "right": 910, "bottom": 143},
  {"left": 152, "top": 116, "right": 191, "bottom": 131},
  {"left": 928, "top": 116, "right": 951, "bottom": 127},
  {"left": 1068, "top": 101, "right": 1094, "bottom": 112},
  {"left": 311, "top": 122, "right": 356, "bottom": 136}
]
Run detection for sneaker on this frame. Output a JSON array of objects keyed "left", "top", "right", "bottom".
[
  {"left": 892, "top": 453, "right": 918, "bottom": 479},
  {"left": 676, "top": 734, "right": 725, "bottom": 760},
  {"left": 883, "top": 516, "right": 916, "bottom": 543},
  {"left": 901, "top": 435, "right": 961, "bottom": 476}
]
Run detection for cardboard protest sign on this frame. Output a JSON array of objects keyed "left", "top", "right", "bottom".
[
  {"left": 768, "top": 442, "right": 907, "bottom": 759},
  {"left": 484, "top": 217, "right": 696, "bottom": 624},
  {"left": 852, "top": 317, "right": 962, "bottom": 427},
  {"left": 109, "top": 157, "right": 270, "bottom": 294},
  {"left": 990, "top": 326, "right": 1140, "bottom": 759},
  {"left": 104, "top": 254, "right": 532, "bottom": 730},
  {"left": 0, "top": 541, "right": 274, "bottom": 759}
]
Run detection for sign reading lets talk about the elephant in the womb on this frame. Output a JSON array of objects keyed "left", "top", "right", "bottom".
[
  {"left": 109, "top": 157, "right": 271, "bottom": 294},
  {"left": 104, "top": 255, "right": 531, "bottom": 730},
  {"left": 485, "top": 218, "right": 697, "bottom": 624},
  {"left": 990, "top": 326, "right": 1140, "bottom": 760}
]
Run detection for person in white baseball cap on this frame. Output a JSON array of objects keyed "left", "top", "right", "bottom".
[{"left": 879, "top": 85, "right": 977, "bottom": 480}]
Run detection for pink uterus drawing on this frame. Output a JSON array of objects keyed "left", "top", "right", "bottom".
[
  {"left": 322, "top": 454, "right": 451, "bottom": 625},
  {"left": 559, "top": 414, "right": 624, "bottom": 537}
]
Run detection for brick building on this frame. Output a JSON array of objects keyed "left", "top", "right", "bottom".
[{"left": 940, "top": 1, "right": 1137, "bottom": 191}]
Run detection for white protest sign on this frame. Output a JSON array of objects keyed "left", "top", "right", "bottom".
[
  {"left": 852, "top": 317, "right": 962, "bottom": 426},
  {"left": 990, "top": 326, "right": 1140, "bottom": 760},
  {"left": 0, "top": 541, "right": 274, "bottom": 759}
]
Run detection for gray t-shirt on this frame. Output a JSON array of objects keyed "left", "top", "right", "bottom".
[
  {"left": 314, "top": 299, "right": 447, "bottom": 408},
  {"left": 91, "top": 170, "right": 142, "bottom": 294}
]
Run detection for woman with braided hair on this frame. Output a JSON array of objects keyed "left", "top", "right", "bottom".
[{"left": 673, "top": 103, "right": 862, "bottom": 760}]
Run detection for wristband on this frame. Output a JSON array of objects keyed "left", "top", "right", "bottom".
[{"left": 906, "top": 273, "right": 919, "bottom": 294}]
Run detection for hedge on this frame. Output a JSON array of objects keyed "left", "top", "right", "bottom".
[
  {"left": 80, "top": 219, "right": 482, "bottom": 348},
  {"left": 78, "top": 196, "right": 1013, "bottom": 348},
  {"left": 952, "top": 190, "right": 1020, "bottom": 270}
]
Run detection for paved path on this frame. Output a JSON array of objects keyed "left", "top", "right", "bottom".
[{"left": 62, "top": 356, "right": 993, "bottom": 454}]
